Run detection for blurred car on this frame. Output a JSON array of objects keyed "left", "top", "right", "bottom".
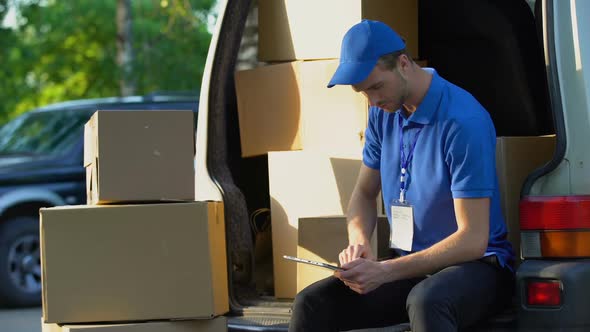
[{"left": 0, "top": 93, "right": 198, "bottom": 307}]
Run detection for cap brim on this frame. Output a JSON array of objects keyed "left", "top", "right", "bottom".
[{"left": 327, "top": 60, "right": 377, "bottom": 88}]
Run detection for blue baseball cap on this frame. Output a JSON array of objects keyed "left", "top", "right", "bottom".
[{"left": 327, "top": 20, "right": 406, "bottom": 88}]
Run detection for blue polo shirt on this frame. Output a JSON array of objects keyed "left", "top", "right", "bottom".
[{"left": 363, "top": 69, "right": 514, "bottom": 270}]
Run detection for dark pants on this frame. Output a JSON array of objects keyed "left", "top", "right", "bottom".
[{"left": 288, "top": 258, "right": 514, "bottom": 332}]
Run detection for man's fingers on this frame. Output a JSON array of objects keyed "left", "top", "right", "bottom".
[
  {"left": 340, "top": 257, "right": 365, "bottom": 271},
  {"left": 335, "top": 268, "right": 358, "bottom": 284},
  {"left": 338, "top": 262, "right": 366, "bottom": 281},
  {"left": 345, "top": 282, "right": 364, "bottom": 294},
  {"left": 351, "top": 245, "right": 359, "bottom": 260},
  {"left": 342, "top": 277, "right": 369, "bottom": 295},
  {"left": 342, "top": 279, "right": 359, "bottom": 288},
  {"left": 340, "top": 249, "right": 350, "bottom": 265},
  {"left": 339, "top": 275, "right": 365, "bottom": 294},
  {"left": 338, "top": 270, "right": 356, "bottom": 281},
  {"left": 340, "top": 244, "right": 374, "bottom": 265}
]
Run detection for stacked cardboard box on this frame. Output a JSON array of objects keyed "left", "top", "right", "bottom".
[
  {"left": 40, "top": 110, "right": 228, "bottom": 331},
  {"left": 42, "top": 317, "right": 227, "bottom": 332},
  {"left": 235, "top": 1, "right": 417, "bottom": 299},
  {"left": 83, "top": 111, "right": 195, "bottom": 204},
  {"left": 235, "top": 60, "right": 368, "bottom": 158},
  {"left": 258, "top": 0, "right": 419, "bottom": 61},
  {"left": 236, "top": 0, "right": 420, "bottom": 158}
]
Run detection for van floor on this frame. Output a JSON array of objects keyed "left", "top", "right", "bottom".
[
  {"left": 228, "top": 315, "right": 517, "bottom": 332},
  {"left": 228, "top": 296, "right": 518, "bottom": 332},
  {"left": 227, "top": 315, "right": 411, "bottom": 332}
]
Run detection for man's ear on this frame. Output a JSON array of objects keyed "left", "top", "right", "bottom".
[
  {"left": 395, "top": 54, "right": 412, "bottom": 80},
  {"left": 398, "top": 54, "right": 412, "bottom": 73}
]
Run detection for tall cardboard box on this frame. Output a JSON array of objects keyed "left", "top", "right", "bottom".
[
  {"left": 259, "top": 0, "right": 418, "bottom": 61},
  {"left": 235, "top": 60, "right": 368, "bottom": 157},
  {"left": 269, "top": 150, "right": 383, "bottom": 298},
  {"left": 42, "top": 317, "right": 227, "bottom": 332},
  {"left": 40, "top": 202, "right": 228, "bottom": 324},
  {"left": 84, "top": 110, "right": 195, "bottom": 204},
  {"left": 297, "top": 216, "right": 388, "bottom": 292},
  {"left": 495, "top": 136, "right": 556, "bottom": 265}
]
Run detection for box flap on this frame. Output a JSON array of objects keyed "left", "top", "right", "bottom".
[
  {"left": 85, "top": 167, "right": 92, "bottom": 205},
  {"left": 86, "top": 162, "right": 99, "bottom": 205},
  {"left": 83, "top": 112, "right": 97, "bottom": 167}
]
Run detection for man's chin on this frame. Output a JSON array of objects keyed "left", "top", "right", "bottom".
[{"left": 377, "top": 102, "right": 401, "bottom": 113}]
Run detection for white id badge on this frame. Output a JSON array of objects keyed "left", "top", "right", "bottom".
[{"left": 390, "top": 201, "right": 414, "bottom": 251}]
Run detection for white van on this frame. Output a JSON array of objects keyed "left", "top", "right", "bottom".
[{"left": 195, "top": 0, "right": 590, "bottom": 330}]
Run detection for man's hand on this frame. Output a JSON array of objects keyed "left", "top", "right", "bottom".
[
  {"left": 334, "top": 258, "right": 388, "bottom": 294},
  {"left": 338, "top": 244, "right": 375, "bottom": 265}
]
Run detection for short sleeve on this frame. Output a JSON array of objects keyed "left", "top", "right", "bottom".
[
  {"left": 444, "top": 115, "right": 496, "bottom": 198},
  {"left": 363, "top": 106, "right": 382, "bottom": 170}
]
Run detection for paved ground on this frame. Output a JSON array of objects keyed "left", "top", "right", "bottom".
[{"left": 0, "top": 307, "right": 41, "bottom": 332}]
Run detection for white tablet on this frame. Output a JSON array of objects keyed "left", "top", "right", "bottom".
[{"left": 283, "top": 255, "right": 343, "bottom": 271}]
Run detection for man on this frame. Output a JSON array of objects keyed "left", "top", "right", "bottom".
[{"left": 289, "top": 20, "right": 515, "bottom": 332}]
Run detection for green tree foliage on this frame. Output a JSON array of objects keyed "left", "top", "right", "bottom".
[{"left": 0, "top": 0, "right": 215, "bottom": 124}]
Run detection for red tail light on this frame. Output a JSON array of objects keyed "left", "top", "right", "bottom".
[
  {"left": 520, "top": 195, "right": 590, "bottom": 230},
  {"left": 520, "top": 196, "right": 590, "bottom": 258},
  {"left": 526, "top": 280, "right": 562, "bottom": 306}
]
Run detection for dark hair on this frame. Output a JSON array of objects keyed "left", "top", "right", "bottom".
[{"left": 377, "top": 49, "right": 413, "bottom": 70}]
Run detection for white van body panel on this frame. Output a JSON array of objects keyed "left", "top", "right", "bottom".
[{"left": 530, "top": 0, "right": 590, "bottom": 196}]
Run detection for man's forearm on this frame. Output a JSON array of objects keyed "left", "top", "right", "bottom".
[
  {"left": 382, "top": 228, "right": 487, "bottom": 282},
  {"left": 380, "top": 197, "right": 490, "bottom": 282},
  {"left": 347, "top": 189, "right": 378, "bottom": 246}
]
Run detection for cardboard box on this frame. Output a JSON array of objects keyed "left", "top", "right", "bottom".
[
  {"left": 258, "top": 0, "right": 418, "bottom": 61},
  {"left": 84, "top": 110, "right": 195, "bottom": 204},
  {"left": 42, "top": 317, "right": 227, "bottom": 332},
  {"left": 40, "top": 202, "right": 228, "bottom": 324},
  {"left": 297, "top": 216, "right": 388, "bottom": 292},
  {"left": 268, "top": 150, "right": 383, "bottom": 298},
  {"left": 235, "top": 60, "right": 368, "bottom": 157},
  {"left": 495, "top": 136, "right": 556, "bottom": 265}
]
